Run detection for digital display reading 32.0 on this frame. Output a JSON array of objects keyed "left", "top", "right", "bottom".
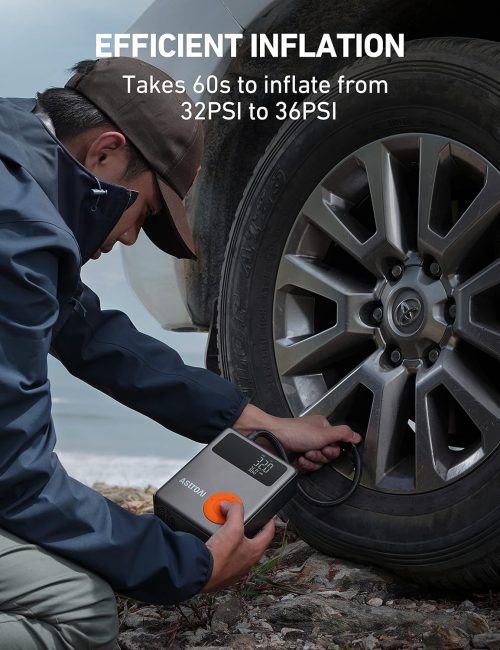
[{"left": 212, "top": 432, "right": 287, "bottom": 486}]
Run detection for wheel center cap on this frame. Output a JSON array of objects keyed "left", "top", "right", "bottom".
[
  {"left": 380, "top": 265, "right": 450, "bottom": 358},
  {"left": 394, "top": 297, "right": 423, "bottom": 329}
]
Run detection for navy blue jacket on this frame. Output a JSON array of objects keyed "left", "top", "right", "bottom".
[{"left": 0, "top": 97, "right": 248, "bottom": 605}]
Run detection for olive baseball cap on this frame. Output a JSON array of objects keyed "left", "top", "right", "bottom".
[{"left": 65, "top": 57, "right": 203, "bottom": 259}]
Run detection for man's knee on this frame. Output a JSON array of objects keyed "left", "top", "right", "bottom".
[
  {"left": 0, "top": 528, "right": 119, "bottom": 648},
  {"left": 62, "top": 569, "right": 119, "bottom": 648}
]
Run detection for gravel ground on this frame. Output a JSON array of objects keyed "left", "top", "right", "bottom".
[{"left": 96, "top": 484, "right": 500, "bottom": 650}]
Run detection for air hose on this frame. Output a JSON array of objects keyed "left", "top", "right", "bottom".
[{"left": 247, "top": 429, "right": 362, "bottom": 507}]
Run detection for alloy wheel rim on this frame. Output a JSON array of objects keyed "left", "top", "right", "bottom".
[{"left": 273, "top": 133, "right": 500, "bottom": 494}]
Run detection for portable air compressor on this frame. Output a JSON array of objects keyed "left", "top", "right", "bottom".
[{"left": 154, "top": 428, "right": 298, "bottom": 540}]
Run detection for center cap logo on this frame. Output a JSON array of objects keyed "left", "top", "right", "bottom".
[{"left": 394, "top": 298, "right": 422, "bottom": 328}]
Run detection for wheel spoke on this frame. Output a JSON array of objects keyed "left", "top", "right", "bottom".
[
  {"left": 454, "top": 259, "right": 500, "bottom": 361},
  {"left": 275, "top": 324, "right": 371, "bottom": 376},
  {"left": 419, "top": 138, "right": 500, "bottom": 272},
  {"left": 301, "top": 350, "right": 413, "bottom": 488},
  {"left": 276, "top": 254, "right": 374, "bottom": 304},
  {"left": 415, "top": 350, "right": 500, "bottom": 490},
  {"left": 301, "top": 187, "right": 365, "bottom": 263},
  {"left": 302, "top": 141, "right": 407, "bottom": 276},
  {"left": 414, "top": 368, "right": 450, "bottom": 490},
  {"left": 300, "top": 350, "right": 382, "bottom": 418},
  {"left": 354, "top": 141, "right": 408, "bottom": 263},
  {"left": 275, "top": 255, "right": 374, "bottom": 376},
  {"left": 362, "top": 364, "right": 411, "bottom": 488},
  {"left": 417, "top": 136, "right": 448, "bottom": 256},
  {"left": 441, "top": 353, "right": 500, "bottom": 453}
]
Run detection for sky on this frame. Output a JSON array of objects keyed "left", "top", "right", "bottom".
[{"left": 1, "top": 0, "right": 152, "bottom": 96}]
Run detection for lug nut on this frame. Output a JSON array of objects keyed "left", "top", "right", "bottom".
[
  {"left": 390, "top": 349, "right": 403, "bottom": 365},
  {"left": 428, "top": 348, "right": 440, "bottom": 364},
  {"left": 391, "top": 264, "right": 404, "bottom": 280},
  {"left": 373, "top": 307, "right": 383, "bottom": 323},
  {"left": 429, "top": 261, "right": 441, "bottom": 278},
  {"left": 448, "top": 304, "right": 457, "bottom": 320}
]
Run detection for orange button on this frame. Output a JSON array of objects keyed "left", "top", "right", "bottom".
[{"left": 203, "top": 492, "right": 242, "bottom": 524}]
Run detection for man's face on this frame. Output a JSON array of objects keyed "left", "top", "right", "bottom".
[
  {"left": 80, "top": 130, "right": 164, "bottom": 260},
  {"left": 91, "top": 169, "right": 163, "bottom": 260}
]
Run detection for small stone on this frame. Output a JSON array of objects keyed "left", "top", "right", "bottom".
[
  {"left": 123, "top": 609, "right": 165, "bottom": 631},
  {"left": 462, "top": 612, "right": 490, "bottom": 635},
  {"left": 319, "top": 589, "right": 359, "bottom": 600},
  {"left": 210, "top": 619, "right": 229, "bottom": 634},
  {"left": 367, "top": 597, "right": 383, "bottom": 607},
  {"left": 259, "top": 621, "right": 274, "bottom": 631},
  {"left": 228, "top": 635, "right": 257, "bottom": 649},
  {"left": 472, "top": 632, "right": 500, "bottom": 649},
  {"left": 281, "top": 627, "right": 305, "bottom": 640},
  {"left": 423, "top": 625, "right": 469, "bottom": 649},
  {"left": 420, "top": 604, "right": 437, "bottom": 613},
  {"left": 362, "top": 633, "right": 379, "bottom": 649},
  {"left": 295, "top": 554, "right": 331, "bottom": 585},
  {"left": 211, "top": 596, "right": 242, "bottom": 627},
  {"left": 278, "top": 540, "right": 315, "bottom": 566},
  {"left": 235, "top": 623, "right": 253, "bottom": 634},
  {"left": 458, "top": 599, "right": 476, "bottom": 611},
  {"left": 123, "top": 613, "right": 147, "bottom": 629},
  {"left": 393, "top": 598, "right": 414, "bottom": 608},
  {"left": 185, "top": 627, "right": 211, "bottom": 644},
  {"left": 118, "top": 629, "right": 166, "bottom": 650}
]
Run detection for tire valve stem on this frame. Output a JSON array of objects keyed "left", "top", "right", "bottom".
[{"left": 390, "top": 348, "right": 403, "bottom": 365}]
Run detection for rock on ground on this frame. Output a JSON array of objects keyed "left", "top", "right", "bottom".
[{"left": 96, "top": 484, "right": 500, "bottom": 650}]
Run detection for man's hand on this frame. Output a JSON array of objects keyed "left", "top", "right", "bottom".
[
  {"left": 233, "top": 404, "right": 362, "bottom": 472},
  {"left": 201, "top": 501, "right": 275, "bottom": 592}
]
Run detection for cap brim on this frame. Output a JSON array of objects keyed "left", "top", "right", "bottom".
[{"left": 142, "top": 176, "right": 197, "bottom": 260}]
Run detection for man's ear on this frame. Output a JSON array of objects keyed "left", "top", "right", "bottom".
[{"left": 84, "top": 131, "right": 128, "bottom": 181}]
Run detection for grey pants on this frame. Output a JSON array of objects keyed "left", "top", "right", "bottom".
[{"left": 0, "top": 527, "right": 119, "bottom": 649}]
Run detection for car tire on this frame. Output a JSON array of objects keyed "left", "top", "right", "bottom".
[{"left": 218, "top": 37, "right": 500, "bottom": 589}]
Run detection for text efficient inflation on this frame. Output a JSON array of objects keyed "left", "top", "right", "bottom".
[{"left": 96, "top": 33, "right": 405, "bottom": 59}]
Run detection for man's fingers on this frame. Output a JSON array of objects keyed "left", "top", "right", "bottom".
[
  {"left": 322, "top": 445, "right": 342, "bottom": 460},
  {"left": 220, "top": 500, "right": 244, "bottom": 534},
  {"left": 305, "top": 449, "right": 330, "bottom": 464},
  {"left": 249, "top": 517, "right": 276, "bottom": 550},
  {"left": 333, "top": 425, "right": 362, "bottom": 444},
  {"left": 296, "top": 456, "right": 322, "bottom": 472}
]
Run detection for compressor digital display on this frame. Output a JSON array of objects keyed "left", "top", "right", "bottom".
[{"left": 212, "top": 432, "right": 287, "bottom": 486}]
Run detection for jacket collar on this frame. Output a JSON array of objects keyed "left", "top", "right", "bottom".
[{"left": 23, "top": 99, "right": 138, "bottom": 264}]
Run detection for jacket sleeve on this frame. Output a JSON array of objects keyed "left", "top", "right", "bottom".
[
  {"left": 50, "top": 281, "right": 249, "bottom": 443},
  {"left": 0, "top": 218, "right": 215, "bottom": 606}
]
